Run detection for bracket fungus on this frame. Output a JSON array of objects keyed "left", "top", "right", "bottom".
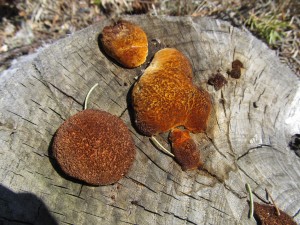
[
  {"left": 169, "top": 128, "right": 202, "bottom": 171},
  {"left": 100, "top": 20, "right": 148, "bottom": 68},
  {"left": 132, "top": 48, "right": 212, "bottom": 136},
  {"left": 52, "top": 86, "right": 135, "bottom": 185}
]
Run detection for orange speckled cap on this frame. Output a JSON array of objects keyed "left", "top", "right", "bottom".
[
  {"left": 101, "top": 20, "right": 148, "bottom": 68},
  {"left": 52, "top": 109, "right": 136, "bottom": 185},
  {"left": 169, "top": 128, "right": 202, "bottom": 171},
  {"left": 132, "top": 48, "right": 211, "bottom": 136}
]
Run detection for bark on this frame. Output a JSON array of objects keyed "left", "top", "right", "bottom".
[{"left": 0, "top": 15, "right": 299, "bottom": 225}]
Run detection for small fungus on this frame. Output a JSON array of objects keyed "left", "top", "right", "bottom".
[
  {"left": 132, "top": 48, "right": 212, "bottom": 136},
  {"left": 101, "top": 20, "right": 148, "bottom": 68},
  {"left": 208, "top": 72, "right": 228, "bottom": 91},
  {"left": 169, "top": 128, "right": 202, "bottom": 171},
  {"left": 289, "top": 134, "right": 300, "bottom": 157},
  {"left": 52, "top": 109, "right": 136, "bottom": 185},
  {"left": 254, "top": 202, "right": 297, "bottom": 225},
  {"left": 229, "top": 59, "right": 244, "bottom": 79}
]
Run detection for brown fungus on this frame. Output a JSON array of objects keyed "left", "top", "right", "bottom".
[
  {"left": 254, "top": 202, "right": 297, "bottom": 225},
  {"left": 132, "top": 48, "right": 212, "bottom": 136},
  {"left": 229, "top": 59, "right": 244, "bottom": 79},
  {"left": 208, "top": 72, "right": 228, "bottom": 91},
  {"left": 52, "top": 109, "right": 135, "bottom": 185},
  {"left": 101, "top": 20, "right": 148, "bottom": 68},
  {"left": 169, "top": 128, "right": 202, "bottom": 171}
]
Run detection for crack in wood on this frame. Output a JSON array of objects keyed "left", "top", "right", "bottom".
[
  {"left": 256, "top": 88, "right": 266, "bottom": 103},
  {"left": 237, "top": 165, "right": 259, "bottom": 185},
  {"left": 220, "top": 90, "right": 227, "bottom": 117},
  {"left": 205, "top": 134, "right": 228, "bottom": 159},
  {"left": 51, "top": 184, "right": 69, "bottom": 190},
  {"left": 125, "top": 176, "right": 157, "bottom": 194},
  {"left": 48, "top": 107, "right": 66, "bottom": 121},
  {"left": 223, "top": 183, "right": 247, "bottom": 199},
  {"left": 81, "top": 211, "right": 105, "bottom": 220},
  {"left": 109, "top": 97, "right": 122, "bottom": 108},
  {"left": 237, "top": 144, "right": 282, "bottom": 161},
  {"left": 180, "top": 191, "right": 212, "bottom": 203},
  {"left": 30, "top": 99, "right": 41, "bottom": 106},
  {"left": 131, "top": 202, "right": 163, "bottom": 217},
  {"left": 252, "top": 191, "right": 271, "bottom": 204},
  {"left": 77, "top": 52, "right": 88, "bottom": 69},
  {"left": 61, "top": 221, "right": 73, "bottom": 225},
  {"left": 210, "top": 205, "right": 232, "bottom": 217},
  {"left": 163, "top": 211, "right": 197, "bottom": 225},
  {"left": 90, "top": 62, "right": 108, "bottom": 81},
  {"left": 39, "top": 107, "right": 48, "bottom": 114},
  {"left": 160, "top": 190, "right": 179, "bottom": 201},
  {"left": 119, "top": 219, "right": 136, "bottom": 225},
  {"left": 135, "top": 145, "right": 169, "bottom": 175},
  {"left": 7, "top": 110, "right": 38, "bottom": 126},
  {"left": 48, "top": 82, "right": 82, "bottom": 106},
  {"left": 65, "top": 193, "right": 85, "bottom": 200},
  {"left": 35, "top": 171, "right": 53, "bottom": 180},
  {"left": 225, "top": 116, "right": 236, "bottom": 157},
  {"left": 107, "top": 204, "right": 127, "bottom": 212},
  {"left": 292, "top": 207, "right": 300, "bottom": 218},
  {"left": 274, "top": 108, "right": 281, "bottom": 127}
]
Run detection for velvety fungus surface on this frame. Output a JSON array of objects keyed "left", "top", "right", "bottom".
[
  {"left": 132, "top": 48, "right": 212, "bottom": 136},
  {"left": 169, "top": 128, "right": 202, "bottom": 171},
  {"left": 52, "top": 109, "right": 136, "bottom": 185}
]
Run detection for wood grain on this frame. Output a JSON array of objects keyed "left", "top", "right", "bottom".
[{"left": 0, "top": 15, "right": 299, "bottom": 225}]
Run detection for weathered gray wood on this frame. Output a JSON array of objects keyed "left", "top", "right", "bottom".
[{"left": 0, "top": 15, "right": 300, "bottom": 225}]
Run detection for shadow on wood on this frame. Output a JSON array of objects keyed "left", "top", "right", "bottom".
[{"left": 0, "top": 185, "right": 58, "bottom": 225}]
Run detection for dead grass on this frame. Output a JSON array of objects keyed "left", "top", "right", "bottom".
[{"left": 0, "top": 0, "right": 299, "bottom": 75}]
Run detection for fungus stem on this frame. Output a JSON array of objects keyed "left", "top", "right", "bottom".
[
  {"left": 265, "top": 188, "right": 280, "bottom": 216},
  {"left": 150, "top": 136, "right": 174, "bottom": 157},
  {"left": 246, "top": 183, "right": 254, "bottom": 219},
  {"left": 84, "top": 83, "right": 99, "bottom": 110}
]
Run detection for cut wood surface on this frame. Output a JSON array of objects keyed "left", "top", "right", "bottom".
[{"left": 0, "top": 15, "right": 300, "bottom": 225}]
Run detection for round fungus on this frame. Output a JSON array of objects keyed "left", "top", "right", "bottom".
[
  {"left": 52, "top": 109, "right": 135, "bottom": 185},
  {"left": 101, "top": 20, "right": 148, "bottom": 68},
  {"left": 132, "top": 48, "right": 212, "bottom": 136}
]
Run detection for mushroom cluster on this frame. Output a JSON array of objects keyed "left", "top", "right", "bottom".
[
  {"left": 132, "top": 48, "right": 212, "bottom": 170},
  {"left": 53, "top": 20, "right": 212, "bottom": 185}
]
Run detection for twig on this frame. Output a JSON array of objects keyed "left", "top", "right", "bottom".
[
  {"left": 150, "top": 136, "right": 174, "bottom": 157},
  {"left": 246, "top": 183, "right": 254, "bottom": 219},
  {"left": 84, "top": 83, "right": 99, "bottom": 110},
  {"left": 265, "top": 188, "right": 280, "bottom": 216}
]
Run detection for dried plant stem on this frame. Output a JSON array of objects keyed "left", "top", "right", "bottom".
[
  {"left": 84, "top": 83, "right": 99, "bottom": 110},
  {"left": 265, "top": 188, "right": 280, "bottom": 216},
  {"left": 150, "top": 136, "right": 174, "bottom": 157},
  {"left": 246, "top": 183, "right": 254, "bottom": 219}
]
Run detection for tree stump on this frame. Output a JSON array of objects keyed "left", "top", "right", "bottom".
[{"left": 0, "top": 15, "right": 299, "bottom": 225}]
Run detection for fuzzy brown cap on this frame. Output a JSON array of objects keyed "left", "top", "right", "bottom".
[
  {"left": 132, "top": 48, "right": 211, "bottom": 136},
  {"left": 254, "top": 202, "right": 297, "bottom": 225},
  {"left": 101, "top": 20, "right": 148, "bottom": 68},
  {"left": 52, "top": 109, "right": 135, "bottom": 185},
  {"left": 169, "top": 128, "right": 202, "bottom": 171}
]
